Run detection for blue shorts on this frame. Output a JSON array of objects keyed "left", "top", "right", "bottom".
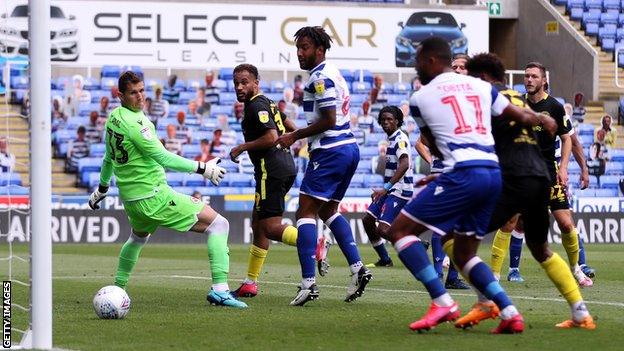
[
  {"left": 300, "top": 143, "right": 359, "bottom": 202},
  {"left": 367, "top": 194, "right": 408, "bottom": 226},
  {"left": 401, "top": 166, "right": 502, "bottom": 239}
]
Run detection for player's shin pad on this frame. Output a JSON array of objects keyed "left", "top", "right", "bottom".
[
  {"left": 206, "top": 215, "right": 230, "bottom": 284},
  {"left": 561, "top": 229, "right": 580, "bottom": 267},
  {"left": 541, "top": 253, "right": 582, "bottom": 305},
  {"left": 491, "top": 230, "right": 511, "bottom": 276}
]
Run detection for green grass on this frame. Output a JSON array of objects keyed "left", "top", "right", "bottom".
[{"left": 2, "top": 243, "right": 623, "bottom": 351}]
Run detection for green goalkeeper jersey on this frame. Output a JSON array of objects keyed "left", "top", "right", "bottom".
[{"left": 99, "top": 106, "right": 197, "bottom": 202}]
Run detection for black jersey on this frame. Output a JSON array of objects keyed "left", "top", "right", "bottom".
[
  {"left": 525, "top": 94, "right": 572, "bottom": 171},
  {"left": 491, "top": 84, "right": 549, "bottom": 179},
  {"left": 241, "top": 94, "right": 295, "bottom": 175}
]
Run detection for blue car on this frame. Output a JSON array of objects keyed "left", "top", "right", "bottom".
[{"left": 395, "top": 12, "right": 468, "bottom": 67}]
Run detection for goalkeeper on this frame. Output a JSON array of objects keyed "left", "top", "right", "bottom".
[{"left": 88, "top": 71, "right": 247, "bottom": 308}]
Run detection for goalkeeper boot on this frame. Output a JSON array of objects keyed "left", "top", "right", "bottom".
[
  {"left": 207, "top": 289, "right": 248, "bottom": 308},
  {"left": 409, "top": 302, "right": 460, "bottom": 332},
  {"left": 290, "top": 284, "right": 319, "bottom": 306},
  {"left": 455, "top": 301, "right": 500, "bottom": 329},
  {"left": 556, "top": 315, "right": 596, "bottom": 330},
  {"left": 491, "top": 314, "right": 524, "bottom": 334},
  {"left": 232, "top": 281, "right": 258, "bottom": 298},
  {"left": 316, "top": 236, "right": 332, "bottom": 277},
  {"left": 345, "top": 267, "right": 373, "bottom": 302}
]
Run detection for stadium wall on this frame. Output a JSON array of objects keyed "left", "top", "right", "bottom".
[{"left": 516, "top": 0, "right": 598, "bottom": 101}]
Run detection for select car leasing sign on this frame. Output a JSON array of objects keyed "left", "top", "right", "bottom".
[{"left": 0, "top": 0, "right": 488, "bottom": 70}]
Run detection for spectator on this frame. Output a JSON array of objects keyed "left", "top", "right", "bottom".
[
  {"left": 109, "top": 86, "right": 121, "bottom": 110},
  {"left": 194, "top": 138, "right": 214, "bottom": 162},
  {"left": 204, "top": 70, "right": 220, "bottom": 105},
  {"left": 51, "top": 95, "right": 67, "bottom": 132},
  {"left": 400, "top": 100, "right": 416, "bottom": 134},
  {"left": 188, "top": 101, "right": 202, "bottom": 120},
  {"left": 65, "top": 74, "right": 91, "bottom": 117},
  {"left": 587, "top": 142, "right": 606, "bottom": 185},
  {"left": 358, "top": 100, "right": 375, "bottom": 133},
  {"left": 98, "top": 96, "right": 111, "bottom": 127},
  {"left": 143, "top": 97, "right": 158, "bottom": 127},
  {"left": 66, "top": 126, "right": 89, "bottom": 173},
  {"left": 150, "top": 87, "right": 169, "bottom": 121},
  {"left": 21, "top": 91, "right": 30, "bottom": 116},
  {"left": 175, "top": 111, "right": 193, "bottom": 144},
  {"left": 293, "top": 74, "right": 304, "bottom": 105},
  {"left": 411, "top": 75, "right": 422, "bottom": 92},
  {"left": 233, "top": 101, "right": 244, "bottom": 122},
  {"left": 571, "top": 92, "right": 586, "bottom": 124},
  {"left": 216, "top": 114, "right": 237, "bottom": 146},
  {"left": 191, "top": 190, "right": 202, "bottom": 200},
  {"left": 291, "top": 137, "right": 309, "bottom": 173},
  {"left": 563, "top": 103, "right": 578, "bottom": 133},
  {"left": 195, "top": 87, "right": 211, "bottom": 119},
  {"left": 208, "top": 129, "right": 227, "bottom": 158},
  {"left": 283, "top": 87, "right": 299, "bottom": 119},
  {"left": 350, "top": 114, "right": 367, "bottom": 146},
  {"left": 161, "top": 124, "right": 184, "bottom": 155},
  {"left": 595, "top": 114, "right": 617, "bottom": 150},
  {"left": 0, "top": 137, "right": 16, "bottom": 174},
  {"left": 85, "top": 111, "right": 103, "bottom": 144},
  {"left": 277, "top": 100, "right": 287, "bottom": 115},
  {"left": 451, "top": 54, "right": 469, "bottom": 75},
  {"left": 370, "top": 74, "right": 388, "bottom": 105},
  {"left": 371, "top": 140, "right": 388, "bottom": 176},
  {"left": 162, "top": 74, "right": 180, "bottom": 104}
]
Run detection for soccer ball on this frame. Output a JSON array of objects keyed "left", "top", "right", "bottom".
[{"left": 93, "top": 285, "right": 131, "bottom": 319}]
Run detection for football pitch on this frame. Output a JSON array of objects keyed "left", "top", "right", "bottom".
[{"left": 3, "top": 243, "right": 623, "bottom": 350}]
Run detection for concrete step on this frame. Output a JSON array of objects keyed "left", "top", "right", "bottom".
[{"left": 54, "top": 187, "right": 87, "bottom": 194}]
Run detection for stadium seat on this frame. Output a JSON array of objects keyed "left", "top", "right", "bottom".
[
  {"left": 582, "top": 9, "right": 601, "bottom": 28},
  {"left": 0, "top": 185, "right": 29, "bottom": 195},
  {"left": 194, "top": 186, "right": 217, "bottom": 196},
  {"left": 10, "top": 76, "right": 29, "bottom": 89},
  {"left": 355, "top": 162, "right": 371, "bottom": 174},
  {"left": 571, "top": 7, "right": 585, "bottom": 21},
  {"left": 606, "top": 161, "right": 624, "bottom": 174},
  {"left": 604, "top": 0, "right": 621, "bottom": 10},
  {"left": 66, "top": 117, "right": 89, "bottom": 129},
  {"left": 226, "top": 173, "right": 253, "bottom": 187},
  {"left": 579, "top": 134, "right": 594, "bottom": 146},
  {"left": 219, "top": 92, "right": 237, "bottom": 105},
  {"left": 361, "top": 70, "right": 374, "bottom": 84},
  {"left": 594, "top": 188, "right": 619, "bottom": 197},
  {"left": 585, "top": 0, "right": 603, "bottom": 10},
  {"left": 270, "top": 80, "right": 286, "bottom": 93},
  {"left": 576, "top": 189, "right": 596, "bottom": 197},
  {"left": 83, "top": 77, "right": 101, "bottom": 91},
  {"left": 173, "top": 186, "right": 195, "bottom": 196},
  {"left": 90, "top": 143, "right": 106, "bottom": 157},
  {"left": 340, "top": 69, "right": 355, "bottom": 83},
  {"left": 220, "top": 160, "right": 239, "bottom": 173},
  {"left": 350, "top": 174, "right": 365, "bottom": 188},
  {"left": 600, "top": 175, "right": 621, "bottom": 188},
  {"left": 553, "top": 0, "right": 569, "bottom": 5},
  {"left": 183, "top": 173, "right": 205, "bottom": 187},
  {"left": 182, "top": 144, "right": 201, "bottom": 158},
  {"left": 366, "top": 133, "right": 385, "bottom": 146},
  {"left": 512, "top": 84, "right": 527, "bottom": 94},
  {"left": 365, "top": 174, "right": 384, "bottom": 187},
  {"left": 586, "top": 22, "right": 600, "bottom": 37},
  {"left": 0, "top": 173, "right": 22, "bottom": 186},
  {"left": 101, "top": 65, "right": 121, "bottom": 78},
  {"left": 186, "top": 79, "right": 202, "bottom": 92},
  {"left": 350, "top": 94, "right": 368, "bottom": 106},
  {"left": 602, "top": 38, "right": 616, "bottom": 52},
  {"left": 265, "top": 92, "right": 283, "bottom": 102},
  {"left": 100, "top": 77, "right": 117, "bottom": 89},
  {"left": 610, "top": 148, "right": 624, "bottom": 161},
  {"left": 345, "top": 188, "right": 374, "bottom": 197},
  {"left": 577, "top": 123, "right": 595, "bottom": 135},
  {"left": 166, "top": 173, "right": 185, "bottom": 187},
  {"left": 601, "top": 12, "right": 619, "bottom": 25},
  {"left": 219, "top": 67, "right": 234, "bottom": 81},
  {"left": 360, "top": 146, "right": 378, "bottom": 159},
  {"left": 215, "top": 79, "right": 227, "bottom": 91},
  {"left": 77, "top": 157, "right": 102, "bottom": 173},
  {"left": 352, "top": 81, "right": 372, "bottom": 94},
  {"left": 393, "top": 82, "right": 410, "bottom": 94},
  {"left": 599, "top": 24, "right": 617, "bottom": 39}
]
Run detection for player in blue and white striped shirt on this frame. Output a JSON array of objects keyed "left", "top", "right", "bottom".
[
  {"left": 362, "top": 106, "right": 414, "bottom": 268},
  {"left": 277, "top": 26, "right": 371, "bottom": 306}
]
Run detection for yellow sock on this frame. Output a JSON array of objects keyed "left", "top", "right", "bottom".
[
  {"left": 281, "top": 225, "right": 298, "bottom": 246},
  {"left": 491, "top": 229, "right": 511, "bottom": 276},
  {"left": 442, "top": 239, "right": 454, "bottom": 259},
  {"left": 561, "top": 228, "right": 580, "bottom": 267},
  {"left": 541, "top": 252, "right": 583, "bottom": 305},
  {"left": 246, "top": 245, "right": 268, "bottom": 281}
]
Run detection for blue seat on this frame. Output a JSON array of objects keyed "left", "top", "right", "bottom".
[
  {"left": 219, "top": 92, "right": 237, "bottom": 105},
  {"left": 182, "top": 144, "right": 201, "bottom": 158},
  {"left": 145, "top": 78, "right": 164, "bottom": 91},
  {"left": 575, "top": 189, "right": 596, "bottom": 197},
  {"left": 194, "top": 186, "right": 217, "bottom": 196},
  {"left": 585, "top": 0, "right": 603, "bottom": 10},
  {"left": 173, "top": 186, "right": 195, "bottom": 196},
  {"left": 217, "top": 187, "right": 242, "bottom": 195},
  {"left": 100, "top": 77, "right": 117, "bottom": 89},
  {"left": 599, "top": 24, "right": 617, "bottom": 39},
  {"left": 0, "top": 185, "right": 29, "bottom": 195},
  {"left": 594, "top": 188, "right": 619, "bottom": 197},
  {"left": 350, "top": 94, "right": 368, "bottom": 106},
  {"left": 600, "top": 175, "right": 620, "bottom": 188},
  {"left": 352, "top": 81, "right": 372, "bottom": 94},
  {"left": 340, "top": 69, "right": 355, "bottom": 83},
  {"left": 220, "top": 160, "right": 239, "bottom": 173},
  {"left": 553, "top": 0, "right": 569, "bottom": 5},
  {"left": 609, "top": 148, "right": 624, "bottom": 161},
  {"left": 365, "top": 174, "right": 384, "bottom": 187},
  {"left": 219, "top": 67, "right": 234, "bottom": 81},
  {"left": 0, "top": 173, "right": 22, "bottom": 186},
  {"left": 586, "top": 22, "right": 600, "bottom": 37},
  {"left": 360, "top": 146, "right": 379, "bottom": 159},
  {"left": 183, "top": 173, "right": 206, "bottom": 187},
  {"left": 617, "top": 28, "right": 624, "bottom": 41},
  {"left": 356, "top": 161, "right": 371, "bottom": 174},
  {"left": 166, "top": 173, "right": 185, "bottom": 187},
  {"left": 226, "top": 173, "right": 253, "bottom": 187},
  {"left": 579, "top": 134, "right": 594, "bottom": 146},
  {"left": 90, "top": 143, "right": 106, "bottom": 157},
  {"left": 366, "top": 133, "right": 385, "bottom": 146},
  {"left": 602, "top": 38, "right": 616, "bottom": 52},
  {"left": 83, "top": 77, "right": 101, "bottom": 90},
  {"left": 101, "top": 65, "right": 121, "bottom": 78},
  {"left": 571, "top": 7, "right": 585, "bottom": 21},
  {"left": 265, "top": 92, "right": 283, "bottom": 102},
  {"left": 186, "top": 79, "right": 202, "bottom": 92},
  {"left": 577, "top": 123, "right": 595, "bottom": 136},
  {"left": 271, "top": 80, "right": 287, "bottom": 93},
  {"left": 77, "top": 157, "right": 102, "bottom": 173},
  {"left": 350, "top": 173, "right": 365, "bottom": 188},
  {"left": 10, "top": 76, "right": 29, "bottom": 89},
  {"left": 66, "top": 116, "right": 89, "bottom": 129},
  {"left": 581, "top": 9, "right": 601, "bottom": 27},
  {"left": 512, "top": 84, "right": 527, "bottom": 94},
  {"left": 606, "top": 161, "right": 624, "bottom": 175},
  {"left": 601, "top": 12, "right": 619, "bottom": 25},
  {"left": 604, "top": 0, "right": 621, "bottom": 10},
  {"left": 393, "top": 82, "right": 410, "bottom": 94},
  {"left": 361, "top": 70, "right": 374, "bottom": 84}
]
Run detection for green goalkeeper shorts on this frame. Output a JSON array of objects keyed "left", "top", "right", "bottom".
[{"left": 123, "top": 184, "right": 205, "bottom": 234}]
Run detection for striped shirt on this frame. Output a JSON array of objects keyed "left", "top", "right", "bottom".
[
  {"left": 85, "top": 124, "right": 102, "bottom": 144},
  {"left": 385, "top": 129, "right": 414, "bottom": 199},
  {"left": 67, "top": 139, "right": 89, "bottom": 169},
  {"left": 162, "top": 137, "right": 184, "bottom": 156},
  {"left": 303, "top": 61, "right": 355, "bottom": 150}
]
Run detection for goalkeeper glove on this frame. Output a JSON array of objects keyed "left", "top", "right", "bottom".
[
  {"left": 88, "top": 184, "right": 109, "bottom": 210},
  {"left": 196, "top": 158, "right": 226, "bottom": 186}
]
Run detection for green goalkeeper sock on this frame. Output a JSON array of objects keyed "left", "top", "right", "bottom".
[
  {"left": 206, "top": 215, "right": 230, "bottom": 289},
  {"left": 114, "top": 233, "right": 149, "bottom": 289}
]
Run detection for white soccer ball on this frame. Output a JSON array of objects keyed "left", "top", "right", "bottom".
[{"left": 93, "top": 285, "right": 131, "bottom": 319}]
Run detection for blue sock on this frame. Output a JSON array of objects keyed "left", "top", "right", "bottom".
[
  {"left": 465, "top": 258, "right": 513, "bottom": 310},
  {"left": 372, "top": 241, "right": 391, "bottom": 262},
  {"left": 395, "top": 236, "right": 447, "bottom": 299},
  {"left": 446, "top": 264, "right": 459, "bottom": 282},
  {"left": 509, "top": 234, "right": 523, "bottom": 270},
  {"left": 296, "top": 219, "right": 317, "bottom": 279},
  {"left": 326, "top": 214, "right": 361, "bottom": 265},
  {"left": 578, "top": 235, "right": 586, "bottom": 266},
  {"left": 431, "top": 235, "right": 444, "bottom": 278}
]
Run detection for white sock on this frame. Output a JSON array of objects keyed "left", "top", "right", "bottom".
[
  {"left": 301, "top": 277, "right": 316, "bottom": 289},
  {"left": 500, "top": 305, "right": 519, "bottom": 320},
  {"left": 433, "top": 293, "right": 454, "bottom": 307},
  {"left": 349, "top": 261, "right": 364, "bottom": 274},
  {"left": 243, "top": 278, "right": 256, "bottom": 285},
  {"left": 212, "top": 282, "right": 229, "bottom": 293},
  {"left": 572, "top": 301, "right": 590, "bottom": 321},
  {"left": 371, "top": 239, "right": 385, "bottom": 247}
]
